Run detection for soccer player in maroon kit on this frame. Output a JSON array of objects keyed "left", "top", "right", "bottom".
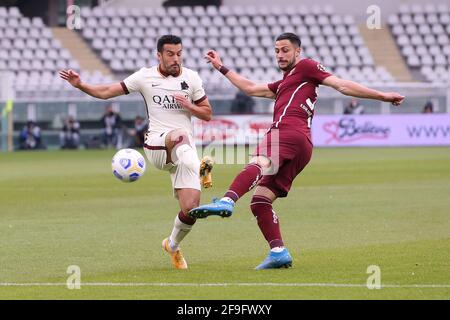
[{"left": 189, "top": 33, "right": 405, "bottom": 269}]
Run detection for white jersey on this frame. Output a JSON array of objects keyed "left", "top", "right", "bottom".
[{"left": 121, "top": 66, "right": 207, "bottom": 135}]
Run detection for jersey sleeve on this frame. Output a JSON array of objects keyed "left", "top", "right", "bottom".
[
  {"left": 121, "top": 69, "right": 143, "bottom": 94},
  {"left": 267, "top": 80, "right": 283, "bottom": 94},
  {"left": 191, "top": 72, "right": 207, "bottom": 104},
  {"left": 303, "top": 59, "right": 332, "bottom": 84}
]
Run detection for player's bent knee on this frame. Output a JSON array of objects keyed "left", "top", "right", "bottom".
[
  {"left": 250, "top": 155, "right": 271, "bottom": 169},
  {"left": 177, "top": 147, "right": 200, "bottom": 172},
  {"left": 177, "top": 195, "right": 200, "bottom": 215},
  {"left": 250, "top": 156, "right": 273, "bottom": 175},
  {"left": 168, "top": 129, "right": 190, "bottom": 147},
  {"left": 182, "top": 201, "right": 199, "bottom": 214}
]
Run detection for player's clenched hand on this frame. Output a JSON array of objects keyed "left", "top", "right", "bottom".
[
  {"left": 174, "top": 94, "right": 193, "bottom": 111},
  {"left": 383, "top": 92, "right": 405, "bottom": 106},
  {"left": 59, "top": 69, "right": 81, "bottom": 88},
  {"left": 204, "top": 50, "right": 223, "bottom": 70}
]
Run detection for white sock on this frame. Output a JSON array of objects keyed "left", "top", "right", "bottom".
[
  {"left": 169, "top": 215, "right": 193, "bottom": 251},
  {"left": 271, "top": 246, "right": 285, "bottom": 253},
  {"left": 220, "top": 197, "right": 235, "bottom": 205}
]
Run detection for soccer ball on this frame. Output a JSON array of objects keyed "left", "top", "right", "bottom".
[{"left": 111, "top": 148, "right": 146, "bottom": 182}]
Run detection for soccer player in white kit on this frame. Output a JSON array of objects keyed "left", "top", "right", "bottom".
[{"left": 59, "top": 35, "right": 213, "bottom": 269}]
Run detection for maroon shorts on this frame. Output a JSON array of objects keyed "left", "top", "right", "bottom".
[{"left": 254, "top": 129, "right": 313, "bottom": 198}]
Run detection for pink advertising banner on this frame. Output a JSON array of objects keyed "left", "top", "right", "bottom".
[
  {"left": 193, "top": 114, "right": 450, "bottom": 147},
  {"left": 311, "top": 114, "right": 450, "bottom": 147}
]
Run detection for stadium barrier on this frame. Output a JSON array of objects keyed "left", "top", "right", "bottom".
[
  {"left": 0, "top": 73, "right": 14, "bottom": 151},
  {"left": 1, "top": 79, "right": 449, "bottom": 150}
]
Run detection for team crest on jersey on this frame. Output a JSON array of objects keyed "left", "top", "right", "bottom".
[
  {"left": 317, "top": 63, "right": 327, "bottom": 72},
  {"left": 180, "top": 81, "right": 189, "bottom": 90}
]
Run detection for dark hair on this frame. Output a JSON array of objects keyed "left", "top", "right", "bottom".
[
  {"left": 157, "top": 35, "right": 182, "bottom": 53},
  {"left": 275, "top": 33, "right": 301, "bottom": 47}
]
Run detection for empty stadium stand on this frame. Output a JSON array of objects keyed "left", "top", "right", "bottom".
[
  {"left": 359, "top": 26, "right": 414, "bottom": 82},
  {"left": 51, "top": 27, "right": 113, "bottom": 77},
  {"left": 1, "top": 3, "right": 448, "bottom": 94},
  {"left": 389, "top": 3, "right": 450, "bottom": 83},
  {"left": 0, "top": 6, "right": 115, "bottom": 92},
  {"left": 77, "top": 4, "right": 395, "bottom": 93}
]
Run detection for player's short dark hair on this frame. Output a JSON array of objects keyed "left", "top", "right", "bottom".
[
  {"left": 275, "top": 33, "right": 301, "bottom": 47},
  {"left": 157, "top": 35, "right": 182, "bottom": 53}
]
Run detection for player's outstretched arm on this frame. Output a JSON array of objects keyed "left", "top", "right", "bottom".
[
  {"left": 322, "top": 75, "right": 404, "bottom": 106},
  {"left": 204, "top": 50, "right": 275, "bottom": 99},
  {"left": 59, "top": 69, "right": 126, "bottom": 100}
]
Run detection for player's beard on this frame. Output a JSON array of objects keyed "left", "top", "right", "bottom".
[
  {"left": 167, "top": 62, "right": 181, "bottom": 77},
  {"left": 160, "top": 59, "right": 181, "bottom": 77},
  {"left": 278, "top": 58, "right": 296, "bottom": 72}
]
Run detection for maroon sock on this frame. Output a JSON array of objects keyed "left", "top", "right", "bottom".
[
  {"left": 178, "top": 211, "right": 196, "bottom": 225},
  {"left": 250, "top": 195, "right": 284, "bottom": 249},
  {"left": 224, "top": 163, "right": 263, "bottom": 202}
]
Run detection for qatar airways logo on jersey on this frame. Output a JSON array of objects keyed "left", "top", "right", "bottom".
[
  {"left": 323, "top": 117, "right": 390, "bottom": 144},
  {"left": 152, "top": 94, "right": 189, "bottom": 110}
]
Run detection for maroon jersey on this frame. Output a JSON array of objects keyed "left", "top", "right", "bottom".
[{"left": 267, "top": 58, "right": 332, "bottom": 138}]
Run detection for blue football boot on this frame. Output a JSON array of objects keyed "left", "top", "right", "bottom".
[
  {"left": 188, "top": 198, "right": 234, "bottom": 219},
  {"left": 255, "top": 248, "right": 293, "bottom": 270}
]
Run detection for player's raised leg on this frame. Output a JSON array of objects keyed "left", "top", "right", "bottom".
[
  {"left": 250, "top": 186, "right": 292, "bottom": 270},
  {"left": 188, "top": 155, "right": 270, "bottom": 219},
  {"left": 162, "top": 129, "right": 201, "bottom": 269}
]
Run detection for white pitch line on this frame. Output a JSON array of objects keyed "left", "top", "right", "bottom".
[{"left": 0, "top": 282, "right": 449, "bottom": 288}]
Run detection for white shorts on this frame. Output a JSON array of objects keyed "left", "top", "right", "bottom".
[{"left": 144, "top": 131, "right": 201, "bottom": 197}]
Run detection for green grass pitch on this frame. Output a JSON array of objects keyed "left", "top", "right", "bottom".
[{"left": 0, "top": 147, "right": 449, "bottom": 299}]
